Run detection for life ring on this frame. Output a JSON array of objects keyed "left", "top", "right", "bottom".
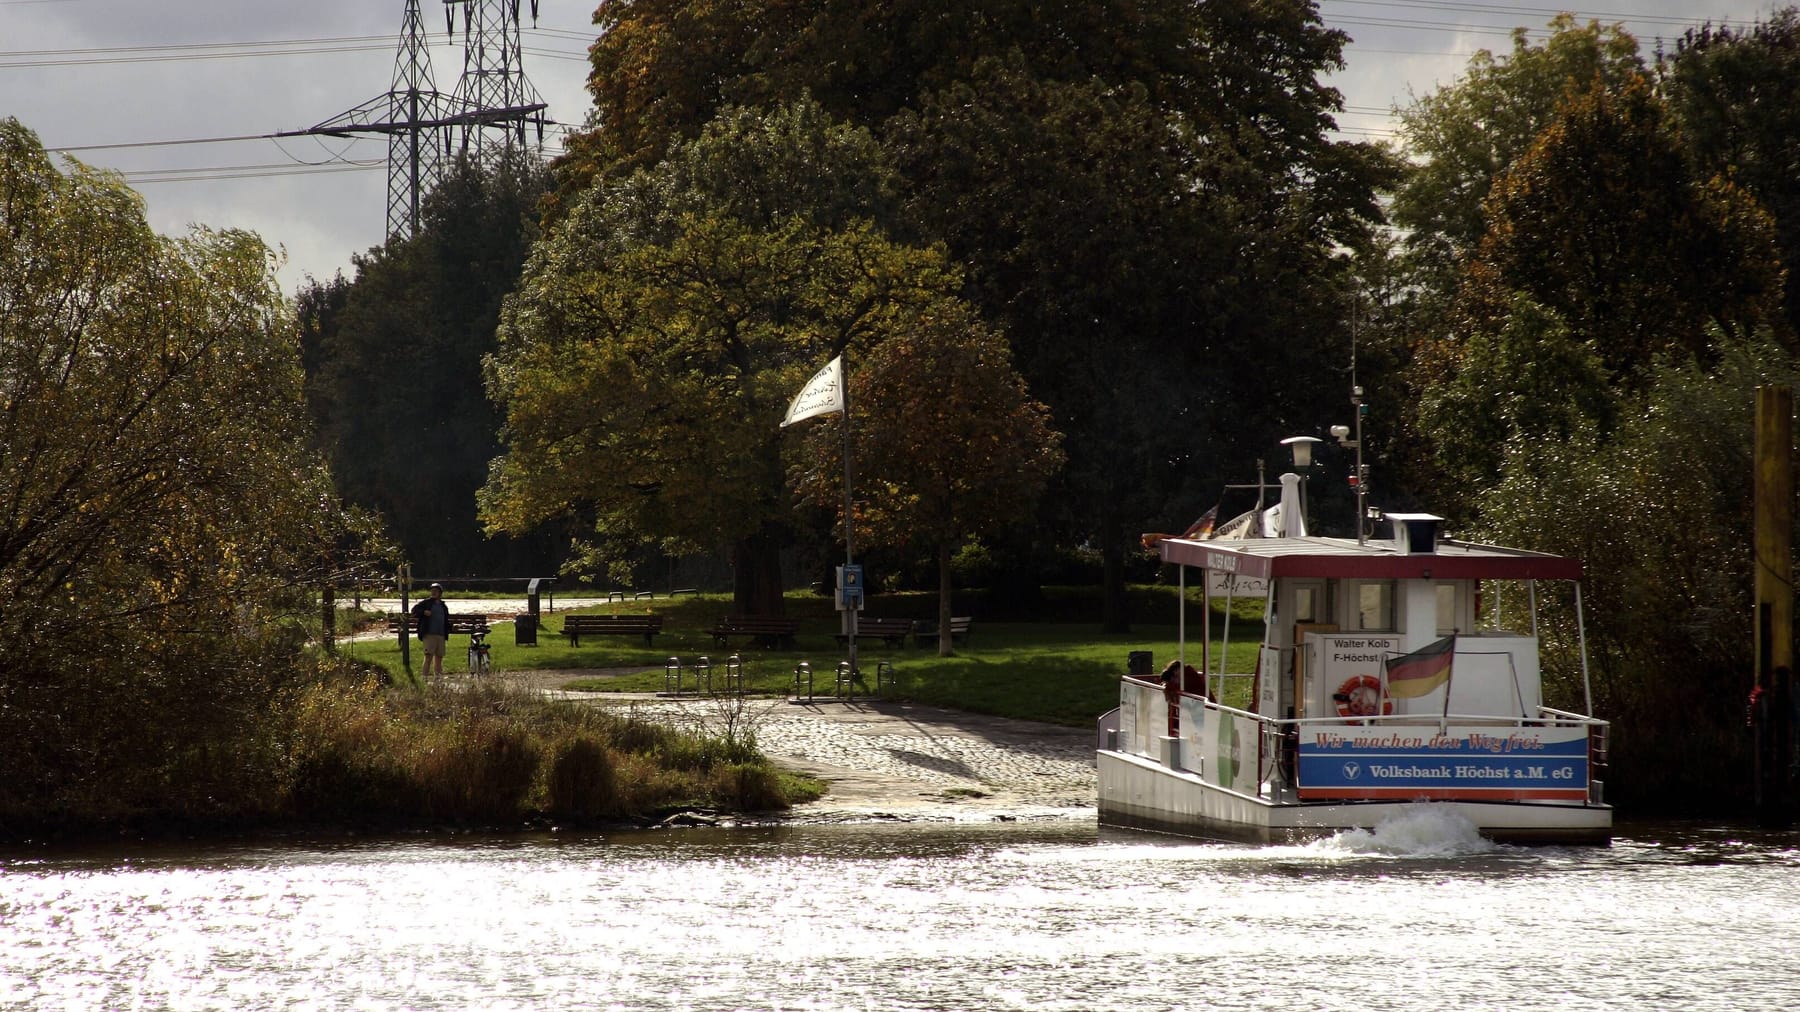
[{"left": 1334, "top": 675, "right": 1392, "bottom": 718}]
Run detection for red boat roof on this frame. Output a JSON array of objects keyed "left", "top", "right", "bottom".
[{"left": 1158, "top": 535, "right": 1582, "bottom": 582}]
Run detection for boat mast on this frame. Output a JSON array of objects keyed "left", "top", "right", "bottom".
[{"left": 1331, "top": 291, "right": 1370, "bottom": 545}]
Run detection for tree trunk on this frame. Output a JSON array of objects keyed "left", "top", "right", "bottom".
[
  {"left": 731, "top": 524, "right": 786, "bottom": 615},
  {"left": 321, "top": 583, "right": 336, "bottom": 655},
  {"left": 936, "top": 540, "right": 955, "bottom": 657},
  {"left": 1100, "top": 506, "right": 1131, "bottom": 634}
]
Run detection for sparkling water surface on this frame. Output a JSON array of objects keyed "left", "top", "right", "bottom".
[{"left": 2, "top": 810, "right": 1796, "bottom": 1011}]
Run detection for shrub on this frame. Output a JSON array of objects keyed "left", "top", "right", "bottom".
[
  {"left": 710, "top": 762, "right": 787, "bottom": 811},
  {"left": 546, "top": 736, "right": 619, "bottom": 820}
]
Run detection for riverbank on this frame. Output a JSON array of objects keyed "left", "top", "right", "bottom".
[{"left": 496, "top": 669, "right": 1098, "bottom": 824}]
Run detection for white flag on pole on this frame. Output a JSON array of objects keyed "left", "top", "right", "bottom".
[{"left": 780, "top": 355, "right": 844, "bottom": 428}]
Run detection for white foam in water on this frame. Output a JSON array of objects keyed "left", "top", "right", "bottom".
[{"left": 1309, "top": 804, "right": 1501, "bottom": 857}]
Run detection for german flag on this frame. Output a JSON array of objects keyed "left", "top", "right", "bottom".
[
  {"left": 1181, "top": 505, "right": 1219, "bottom": 539},
  {"left": 1385, "top": 636, "right": 1454, "bottom": 699}
]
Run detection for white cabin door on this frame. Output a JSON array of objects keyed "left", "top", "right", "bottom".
[{"left": 1287, "top": 580, "right": 1329, "bottom": 718}]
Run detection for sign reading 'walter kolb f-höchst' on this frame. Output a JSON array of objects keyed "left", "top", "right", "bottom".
[{"left": 1296, "top": 725, "right": 1589, "bottom": 802}]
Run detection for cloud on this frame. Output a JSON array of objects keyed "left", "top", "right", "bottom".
[
  {"left": 2, "top": 0, "right": 1780, "bottom": 298},
  {"left": 5, "top": 0, "right": 591, "bottom": 294}
]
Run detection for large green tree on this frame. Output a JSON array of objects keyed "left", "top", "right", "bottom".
[
  {"left": 1373, "top": 18, "right": 1647, "bottom": 507},
  {"left": 484, "top": 104, "right": 966, "bottom": 614},
  {"left": 1416, "top": 73, "right": 1786, "bottom": 501},
  {"left": 302, "top": 159, "right": 556, "bottom": 578},
  {"left": 559, "top": 0, "right": 1391, "bottom": 629},
  {"left": 1472, "top": 74, "right": 1782, "bottom": 374},
  {"left": 0, "top": 119, "right": 369, "bottom": 816},
  {"left": 1391, "top": 16, "right": 1644, "bottom": 283},
  {"left": 1664, "top": 9, "right": 1800, "bottom": 335}
]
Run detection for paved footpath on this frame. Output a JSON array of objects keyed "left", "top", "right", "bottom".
[{"left": 567, "top": 690, "right": 1099, "bottom": 824}]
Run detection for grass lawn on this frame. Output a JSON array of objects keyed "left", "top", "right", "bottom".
[{"left": 340, "top": 588, "right": 1267, "bottom": 727}]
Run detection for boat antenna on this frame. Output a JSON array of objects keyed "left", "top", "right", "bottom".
[
  {"left": 1224, "top": 459, "right": 1274, "bottom": 513},
  {"left": 1331, "top": 290, "right": 1370, "bottom": 545}
]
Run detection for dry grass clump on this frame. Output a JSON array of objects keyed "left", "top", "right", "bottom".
[{"left": 284, "top": 664, "right": 806, "bottom": 828}]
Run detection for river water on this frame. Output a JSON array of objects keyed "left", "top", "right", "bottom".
[{"left": 2, "top": 811, "right": 1796, "bottom": 1011}]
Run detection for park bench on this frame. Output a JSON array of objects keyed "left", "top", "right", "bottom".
[
  {"left": 560, "top": 613, "right": 664, "bottom": 647},
  {"left": 915, "top": 616, "right": 974, "bottom": 645},
  {"left": 833, "top": 617, "right": 916, "bottom": 648},
  {"left": 387, "top": 613, "right": 489, "bottom": 637},
  {"left": 708, "top": 615, "right": 801, "bottom": 648}
]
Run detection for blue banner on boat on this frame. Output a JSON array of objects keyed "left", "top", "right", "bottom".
[{"left": 1296, "top": 725, "right": 1590, "bottom": 801}]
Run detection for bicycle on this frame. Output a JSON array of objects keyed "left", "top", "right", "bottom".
[{"left": 467, "top": 629, "right": 492, "bottom": 676}]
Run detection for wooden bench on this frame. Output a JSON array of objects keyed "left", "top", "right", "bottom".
[
  {"left": 833, "top": 617, "right": 915, "bottom": 648},
  {"left": 708, "top": 616, "right": 801, "bottom": 648},
  {"left": 916, "top": 616, "right": 973, "bottom": 645},
  {"left": 560, "top": 614, "right": 664, "bottom": 647},
  {"left": 388, "top": 613, "right": 489, "bottom": 637}
]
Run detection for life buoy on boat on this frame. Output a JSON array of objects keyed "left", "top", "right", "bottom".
[{"left": 1333, "top": 675, "right": 1392, "bottom": 718}]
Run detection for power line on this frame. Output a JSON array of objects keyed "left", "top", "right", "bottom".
[
  {"left": 48, "top": 133, "right": 279, "bottom": 153},
  {"left": 127, "top": 158, "right": 382, "bottom": 179},
  {"left": 1323, "top": 0, "right": 1762, "bottom": 32},
  {"left": 46, "top": 117, "right": 584, "bottom": 156},
  {"left": 122, "top": 162, "right": 382, "bottom": 185},
  {"left": 0, "top": 32, "right": 588, "bottom": 70},
  {"left": 1319, "top": 2, "right": 1766, "bottom": 51}
]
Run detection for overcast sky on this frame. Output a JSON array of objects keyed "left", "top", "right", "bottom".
[{"left": 3, "top": 0, "right": 1781, "bottom": 297}]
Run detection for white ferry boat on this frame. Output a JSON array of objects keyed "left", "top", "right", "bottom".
[{"left": 1098, "top": 472, "right": 1612, "bottom": 845}]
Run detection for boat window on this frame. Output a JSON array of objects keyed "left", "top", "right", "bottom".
[
  {"left": 1355, "top": 582, "right": 1393, "bottom": 631},
  {"left": 1437, "top": 583, "right": 1458, "bottom": 635},
  {"left": 1294, "top": 586, "right": 1319, "bottom": 624}
]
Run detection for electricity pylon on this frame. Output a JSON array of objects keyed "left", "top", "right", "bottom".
[
  {"left": 442, "top": 0, "right": 548, "bottom": 173},
  {"left": 280, "top": 1, "right": 549, "bottom": 240},
  {"left": 279, "top": 0, "right": 457, "bottom": 239}
]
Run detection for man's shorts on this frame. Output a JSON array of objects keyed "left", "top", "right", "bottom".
[{"left": 421, "top": 633, "right": 447, "bottom": 657}]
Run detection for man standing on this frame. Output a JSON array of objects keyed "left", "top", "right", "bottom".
[{"left": 412, "top": 582, "right": 451, "bottom": 678}]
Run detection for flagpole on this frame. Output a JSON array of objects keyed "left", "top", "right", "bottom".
[
  {"left": 1439, "top": 635, "right": 1457, "bottom": 728},
  {"left": 842, "top": 353, "right": 858, "bottom": 678},
  {"left": 781, "top": 353, "right": 858, "bottom": 680}
]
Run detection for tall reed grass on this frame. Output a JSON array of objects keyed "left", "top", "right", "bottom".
[{"left": 284, "top": 662, "right": 812, "bottom": 828}]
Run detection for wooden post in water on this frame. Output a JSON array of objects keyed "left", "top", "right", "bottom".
[{"left": 1753, "top": 385, "right": 1794, "bottom": 828}]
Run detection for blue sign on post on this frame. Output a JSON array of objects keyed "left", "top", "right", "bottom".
[{"left": 838, "top": 564, "right": 864, "bottom": 610}]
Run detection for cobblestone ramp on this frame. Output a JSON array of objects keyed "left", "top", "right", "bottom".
[{"left": 586, "top": 694, "right": 1099, "bottom": 823}]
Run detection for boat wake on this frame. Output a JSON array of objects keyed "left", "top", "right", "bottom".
[{"left": 1308, "top": 805, "right": 1500, "bottom": 857}]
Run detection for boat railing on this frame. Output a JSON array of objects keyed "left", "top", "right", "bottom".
[
  {"left": 1275, "top": 710, "right": 1603, "bottom": 730},
  {"left": 1538, "top": 705, "right": 1609, "bottom": 727},
  {"left": 1095, "top": 707, "right": 1121, "bottom": 752}
]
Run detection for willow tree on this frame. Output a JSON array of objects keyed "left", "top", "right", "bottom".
[{"left": 0, "top": 118, "right": 369, "bottom": 816}]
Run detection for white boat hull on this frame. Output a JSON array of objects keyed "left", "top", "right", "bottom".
[{"left": 1097, "top": 749, "right": 1612, "bottom": 845}]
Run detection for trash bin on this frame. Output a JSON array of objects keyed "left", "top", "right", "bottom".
[
  {"left": 1128, "top": 650, "right": 1153, "bottom": 677},
  {"left": 515, "top": 613, "right": 537, "bottom": 646}
]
